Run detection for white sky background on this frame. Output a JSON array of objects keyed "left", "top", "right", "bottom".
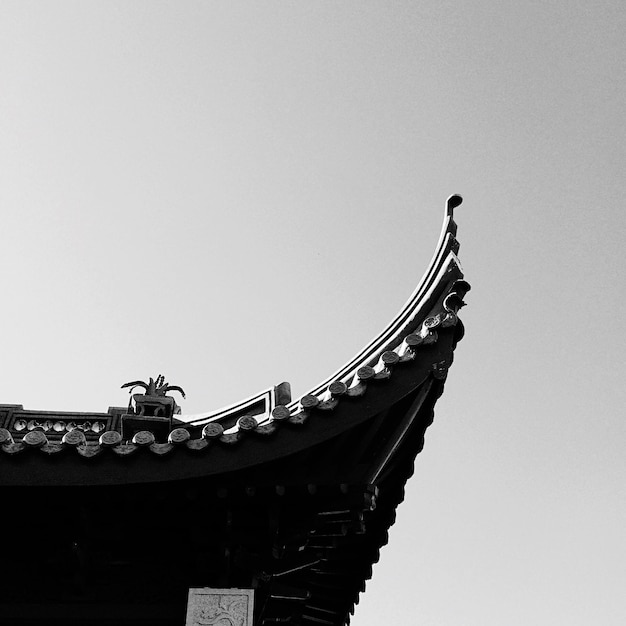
[{"left": 1, "top": 1, "right": 624, "bottom": 624}]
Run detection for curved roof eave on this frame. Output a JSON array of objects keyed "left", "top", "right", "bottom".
[
  {"left": 181, "top": 194, "right": 466, "bottom": 428},
  {"left": 0, "top": 196, "right": 470, "bottom": 485}
]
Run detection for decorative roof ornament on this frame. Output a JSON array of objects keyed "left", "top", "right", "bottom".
[
  {"left": 121, "top": 374, "right": 186, "bottom": 399},
  {"left": 119, "top": 376, "right": 186, "bottom": 441}
]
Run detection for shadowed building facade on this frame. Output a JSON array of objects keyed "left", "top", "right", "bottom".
[{"left": 0, "top": 196, "right": 469, "bottom": 626}]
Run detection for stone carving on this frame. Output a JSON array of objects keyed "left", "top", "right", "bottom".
[{"left": 186, "top": 588, "right": 254, "bottom": 626}]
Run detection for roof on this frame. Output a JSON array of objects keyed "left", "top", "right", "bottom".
[
  {"left": 0, "top": 195, "right": 470, "bottom": 626},
  {"left": 0, "top": 195, "right": 468, "bottom": 487}
]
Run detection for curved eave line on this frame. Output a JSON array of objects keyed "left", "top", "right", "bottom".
[
  {"left": 294, "top": 248, "right": 460, "bottom": 407},
  {"left": 286, "top": 195, "right": 463, "bottom": 410},
  {"left": 175, "top": 196, "right": 462, "bottom": 429},
  {"left": 0, "top": 336, "right": 454, "bottom": 485},
  {"left": 0, "top": 196, "right": 469, "bottom": 480}
]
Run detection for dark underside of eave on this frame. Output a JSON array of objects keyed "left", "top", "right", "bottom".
[{"left": 0, "top": 369, "right": 450, "bottom": 626}]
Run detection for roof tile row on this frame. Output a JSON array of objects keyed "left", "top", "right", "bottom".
[{"left": 0, "top": 280, "right": 468, "bottom": 460}]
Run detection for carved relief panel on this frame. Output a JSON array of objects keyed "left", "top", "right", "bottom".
[{"left": 186, "top": 588, "right": 254, "bottom": 626}]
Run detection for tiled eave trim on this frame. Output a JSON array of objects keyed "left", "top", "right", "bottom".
[
  {"left": 0, "top": 280, "right": 468, "bottom": 459},
  {"left": 0, "top": 196, "right": 469, "bottom": 459}
]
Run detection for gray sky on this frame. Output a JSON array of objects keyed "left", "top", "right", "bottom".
[{"left": 1, "top": 2, "right": 624, "bottom": 624}]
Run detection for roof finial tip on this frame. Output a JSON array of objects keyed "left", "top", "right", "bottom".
[{"left": 447, "top": 194, "right": 463, "bottom": 211}]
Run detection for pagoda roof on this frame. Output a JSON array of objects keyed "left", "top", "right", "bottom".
[
  {"left": 0, "top": 195, "right": 469, "bottom": 487},
  {"left": 0, "top": 196, "right": 470, "bottom": 626}
]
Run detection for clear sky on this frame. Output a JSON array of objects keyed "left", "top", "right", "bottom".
[{"left": 1, "top": 2, "right": 624, "bottom": 624}]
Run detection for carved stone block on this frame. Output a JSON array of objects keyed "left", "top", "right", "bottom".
[{"left": 185, "top": 588, "right": 254, "bottom": 626}]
